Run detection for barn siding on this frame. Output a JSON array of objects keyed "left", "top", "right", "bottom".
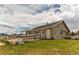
[{"left": 51, "top": 22, "right": 68, "bottom": 39}]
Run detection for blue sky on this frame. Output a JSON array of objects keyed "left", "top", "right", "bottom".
[{"left": 0, "top": 4, "right": 79, "bottom": 34}]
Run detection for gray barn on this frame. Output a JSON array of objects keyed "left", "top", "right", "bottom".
[{"left": 26, "top": 20, "right": 70, "bottom": 39}]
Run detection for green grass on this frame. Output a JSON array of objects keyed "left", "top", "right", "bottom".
[{"left": 0, "top": 40, "right": 79, "bottom": 55}]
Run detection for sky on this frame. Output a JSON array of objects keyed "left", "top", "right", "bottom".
[{"left": 0, "top": 4, "right": 79, "bottom": 34}]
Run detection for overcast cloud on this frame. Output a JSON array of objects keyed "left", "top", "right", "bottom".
[{"left": 0, "top": 4, "right": 79, "bottom": 34}]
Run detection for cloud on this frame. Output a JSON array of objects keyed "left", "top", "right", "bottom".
[
  {"left": 58, "top": 4, "right": 79, "bottom": 32},
  {"left": 0, "top": 4, "right": 79, "bottom": 33},
  {"left": 0, "top": 4, "right": 71, "bottom": 33}
]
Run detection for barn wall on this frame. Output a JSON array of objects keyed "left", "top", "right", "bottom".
[
  {"left": 51, "top": 22, "right": 68, "bottom": 39},
  {"left": 25, "top": 21, "right": 70, "bottom": 40}
]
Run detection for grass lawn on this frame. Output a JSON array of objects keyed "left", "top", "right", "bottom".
[{"left": 0, "top": 40, "right": 79, "bottom": 55}]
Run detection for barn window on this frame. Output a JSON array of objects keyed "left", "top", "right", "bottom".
[
  {"left": 36, "top": 32, "right": 38, "bottom": 34},
  {"left": 61, "top": 31, "right": 63, "bottom": 35},
  {"left": 42, "top": 31, "right": 44, "bottom": 33}
]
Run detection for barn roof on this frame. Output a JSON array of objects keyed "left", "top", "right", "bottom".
[
  {"left": 28, "top": 20, "right": 70, "bottom": 32},
  {"left": 33, "top": 21, "right": 62, "bottom": 29}
]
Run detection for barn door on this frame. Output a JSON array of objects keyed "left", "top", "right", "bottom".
[{"left": 46, "top": 29, "right": 51, "bottom": 39}]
